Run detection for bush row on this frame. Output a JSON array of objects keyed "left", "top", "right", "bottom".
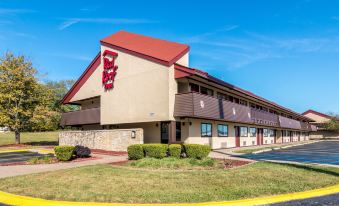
[
  {"left": 54, "top": 145, "right": 91, "bottom": 161},
  {"left": 127, "top": 144, "right": 211, "bottom": 160}
]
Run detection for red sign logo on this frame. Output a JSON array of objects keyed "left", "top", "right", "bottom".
[{"left": 102, "top": 50, "right": 118, "bottom": 90}]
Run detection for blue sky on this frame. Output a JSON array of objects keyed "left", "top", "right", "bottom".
[{"left": 1, "top": 0, "right": 339, "bottom": 114}]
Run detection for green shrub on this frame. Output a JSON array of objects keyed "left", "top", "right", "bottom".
[
  {"left": 184, "top": 144, "right": 211, "bottom": 159},
  {"left": 143, "top": 144, "right": 168, "bottom": 159},
  {"left": 127, "top": 144, "right": 144, "bottom": 160},
  {"left": 54, "top": 146, "right": 75, "bottom": 161},
  {"left": 169, "top": 144, "right": 181, "bottom": 158}
]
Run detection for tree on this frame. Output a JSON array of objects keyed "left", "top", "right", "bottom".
[
  {"left": 324, "top": 113, "right": 339, "bottom": 131},
  {"left": 0, "top": 52, "right": 57, "bottom": 143},
  {"left": 45, "top": 80, "right": 79, "bottom": 112}
]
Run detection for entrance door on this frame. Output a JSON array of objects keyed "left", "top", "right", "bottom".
[
  {"left": 235, "top": 126, "right": 240, "bottom": 147},
  {"left": 257, "top": 128, "right": 263, "bottom": 145},
  {"left": 160, "top": 122, "right": 169, "bottom": 144}
]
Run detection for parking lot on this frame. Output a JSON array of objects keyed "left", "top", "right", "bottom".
[
  {"left": 0, "top": 151, "right": 52, "bottom": 165},
  {"left": 241, "top": 141, "right": 339, "bottom": 165}
]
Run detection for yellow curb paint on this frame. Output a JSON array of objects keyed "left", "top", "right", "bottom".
[
  {"left": 0, "top": 149, "right": 29, "bottom": 154},
  {"left": 1, "top": 184, "right": 339, "bottom": 206},
  {"left": 35, "top": 149, "right": 54, "bottom": 154}
]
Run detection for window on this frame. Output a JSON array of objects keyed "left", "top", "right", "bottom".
[
  {"left": 201, "top": 123, "right": 212, "bottom": 137},
  {"left": 234, "top": 97, "right": 240, "bottom": 104},
  {"left": 189, "top": 83, "right": 199, "bottom": 93},
  {"left": 262, "top": 107, "right": 268, "bottom": 112},
  {"left": 176, "top": 122, "right": 181, "bottom": 141},
  {"left": 228, "top": 95, "right": 234, "bottom": 102},
  {"left": 240, "top": 127, "right": 248, "bottom": 137},
  {"left": 239, "top": 99, "right": 247, "bottom": 106},
  {"left": 217, "top": 92, "right": 227, "bottom": 100},
  {"left": 218, "top": 124, "right": 228, "bottom": 137},
  {"left": 249, "top": 127, "right": 256, "bottom": 137},
  {"left": 263, "top": 128, "right": 269, "bottom": 137},
  {"left": 200, "top": 86, "right": 214, "bottom": 96},
  {"left": 250, "top": 103, "right": 256, "bottom": 108},
  {"left": 269, "top": 129, "right": 275, "bottom": 137}
]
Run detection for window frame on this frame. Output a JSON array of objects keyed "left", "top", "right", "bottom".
[
  {"left": 217, "top": 124, "right": 228, "bottom": 137},
  {"left": 189, "top": 83, "right": 200, "bottom": 93},
  {"left": 200, "top": 86, "right": 214, "bottom": 96},
  {"left": 201, "top": 123, "right": 212, "bottom": 137},
  {"left": 240, "top": 126, "right": 248, "bottom": 137},
  {"left": 263, "top": 128, "right": 269, "bottom": 137},
  {"left": 249, "top": 127, "right": 257, "bottom": 137}
]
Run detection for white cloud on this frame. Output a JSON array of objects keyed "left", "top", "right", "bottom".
[{"left": 58, "top": 18, "right": 156, "bottom": 30}]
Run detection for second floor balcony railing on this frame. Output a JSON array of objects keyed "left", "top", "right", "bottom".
[
  {"left": 174, "top": 92, "right": 314, "bottom": 131},
  {"left": 60, "top": 107, "right": 100, "bottom": 126}
]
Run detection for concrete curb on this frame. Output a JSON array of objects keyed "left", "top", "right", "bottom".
[{"left": 1, "top": 183, "right": 339, "bottom": 206}]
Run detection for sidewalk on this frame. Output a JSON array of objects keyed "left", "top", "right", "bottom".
[{"left": 0, "top": 154, "right": 127, "bottom": 178}]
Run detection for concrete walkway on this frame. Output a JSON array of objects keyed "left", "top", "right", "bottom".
[{"left": 0, "top": 154, "right": 127, "bottom": 178}]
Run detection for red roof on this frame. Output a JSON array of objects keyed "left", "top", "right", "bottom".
[
  {"left": 302, "top": 110, "right": 331, "bottom": 119},
  {"left": 100, "top": 30, "right": 189, "bottom": 66}
]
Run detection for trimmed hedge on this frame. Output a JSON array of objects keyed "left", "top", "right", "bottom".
[
  {"left": 143, "top": 144, "right": 168, "bottom": 159},
  {"left": 169, "top": 144, "right": 181, "bottom": 158},
  {"left": 127, "top": 144, "right": 144, "bottom": 160},
  {"left": 54, "top": 146, "right": 75, "bottom": 161},
  {"left": 74, "top": 145, "right": 91, "bottom": 158},
  {"left": 184, "top": 144, "right": 211, "bottom": 159}
]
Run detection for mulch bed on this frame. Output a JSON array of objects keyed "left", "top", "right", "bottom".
[
  {"left": 108, "top": 158, "right": 252, "bottom": 169},
  {"left": 91, "top": 149, "right": 127, "bottom": 156},
  {"left": 217, "top": 158, "right": 252, "bottom": 169}
]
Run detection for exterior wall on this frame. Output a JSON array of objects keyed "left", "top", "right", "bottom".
[
  {"left": 81, "top": 98, "right": 100, "bottom": 110},
  {"left": 276, "top": 130, "right": 283, "bottom": 143},
  {"left": 282, "top": 136, "right": 291, "bottom": 143},
  {"left": 239, "top": 126, "right": 257, "bottom": 147},
  {"left": 59, "top": 129, "right": 143, "bottom": 151},
  {"left": 176, "top": 53, "right": 189, "bottom": 67},
  {"left": 70, "top": 45, "right": 187, "bottom": 125},
  {"left": 182, "top": 119, "right": 236, "bottom": 149},
  {"left": 303, "top": 113, "right": 330, "bottom": 124},
  {"left": 263, "top": 135, "right": 275, "bottom": 145},
  {"left": 117, "top": 122, "right": 160, "bottom": 143}
]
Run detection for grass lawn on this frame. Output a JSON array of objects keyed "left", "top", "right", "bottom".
[
  {"left": 0, "top": 131, "right": 59, "bottom": 146},
  {"left": 1, "top": 162, "right": 339, "bottom": 203}
]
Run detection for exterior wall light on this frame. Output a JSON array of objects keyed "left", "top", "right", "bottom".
[{"left": 131, "top": 131, "right": 136, "bottom": 139}]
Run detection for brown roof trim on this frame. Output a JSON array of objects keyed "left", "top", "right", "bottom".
[
  {"left": 100, "top": 42, "right": 189, "bottom": 67},
  {"left": 302, "top": 109, "right": 331, "bottom": 119},
  {"left": 61, "top": 52, "right": 101, "bottom": 104},
  {"left": 174, "top": 64, "right": 314, "bottom": 122}
]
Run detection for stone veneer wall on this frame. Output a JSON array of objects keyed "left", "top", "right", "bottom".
[{"left": 59, "top": 129, "right": 143, "bottom": 151}]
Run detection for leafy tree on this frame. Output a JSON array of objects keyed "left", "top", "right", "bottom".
[
  {"left": 324, "top": 113, "right": 339, "bottom": 131},
  {"left": 45, "top": 80, "right": 79, "bottom": 112},
  {"left": 0, "top": 52, "right": 58, "bottom": 143}
]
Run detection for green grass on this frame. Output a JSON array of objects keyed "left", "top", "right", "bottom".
[
  {"left": 0, "top": 131, "right": 59, "bottom": 146},
  {"left": 127, "top": 157, "right": 219, "bottom": 170},
  {"left": 1, "top": 162, "right": 339, "bottom": 203}
]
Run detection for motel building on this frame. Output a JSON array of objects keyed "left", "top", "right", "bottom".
[{"left": 60, "top": 30, "right": 317, "bottom": 150}]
